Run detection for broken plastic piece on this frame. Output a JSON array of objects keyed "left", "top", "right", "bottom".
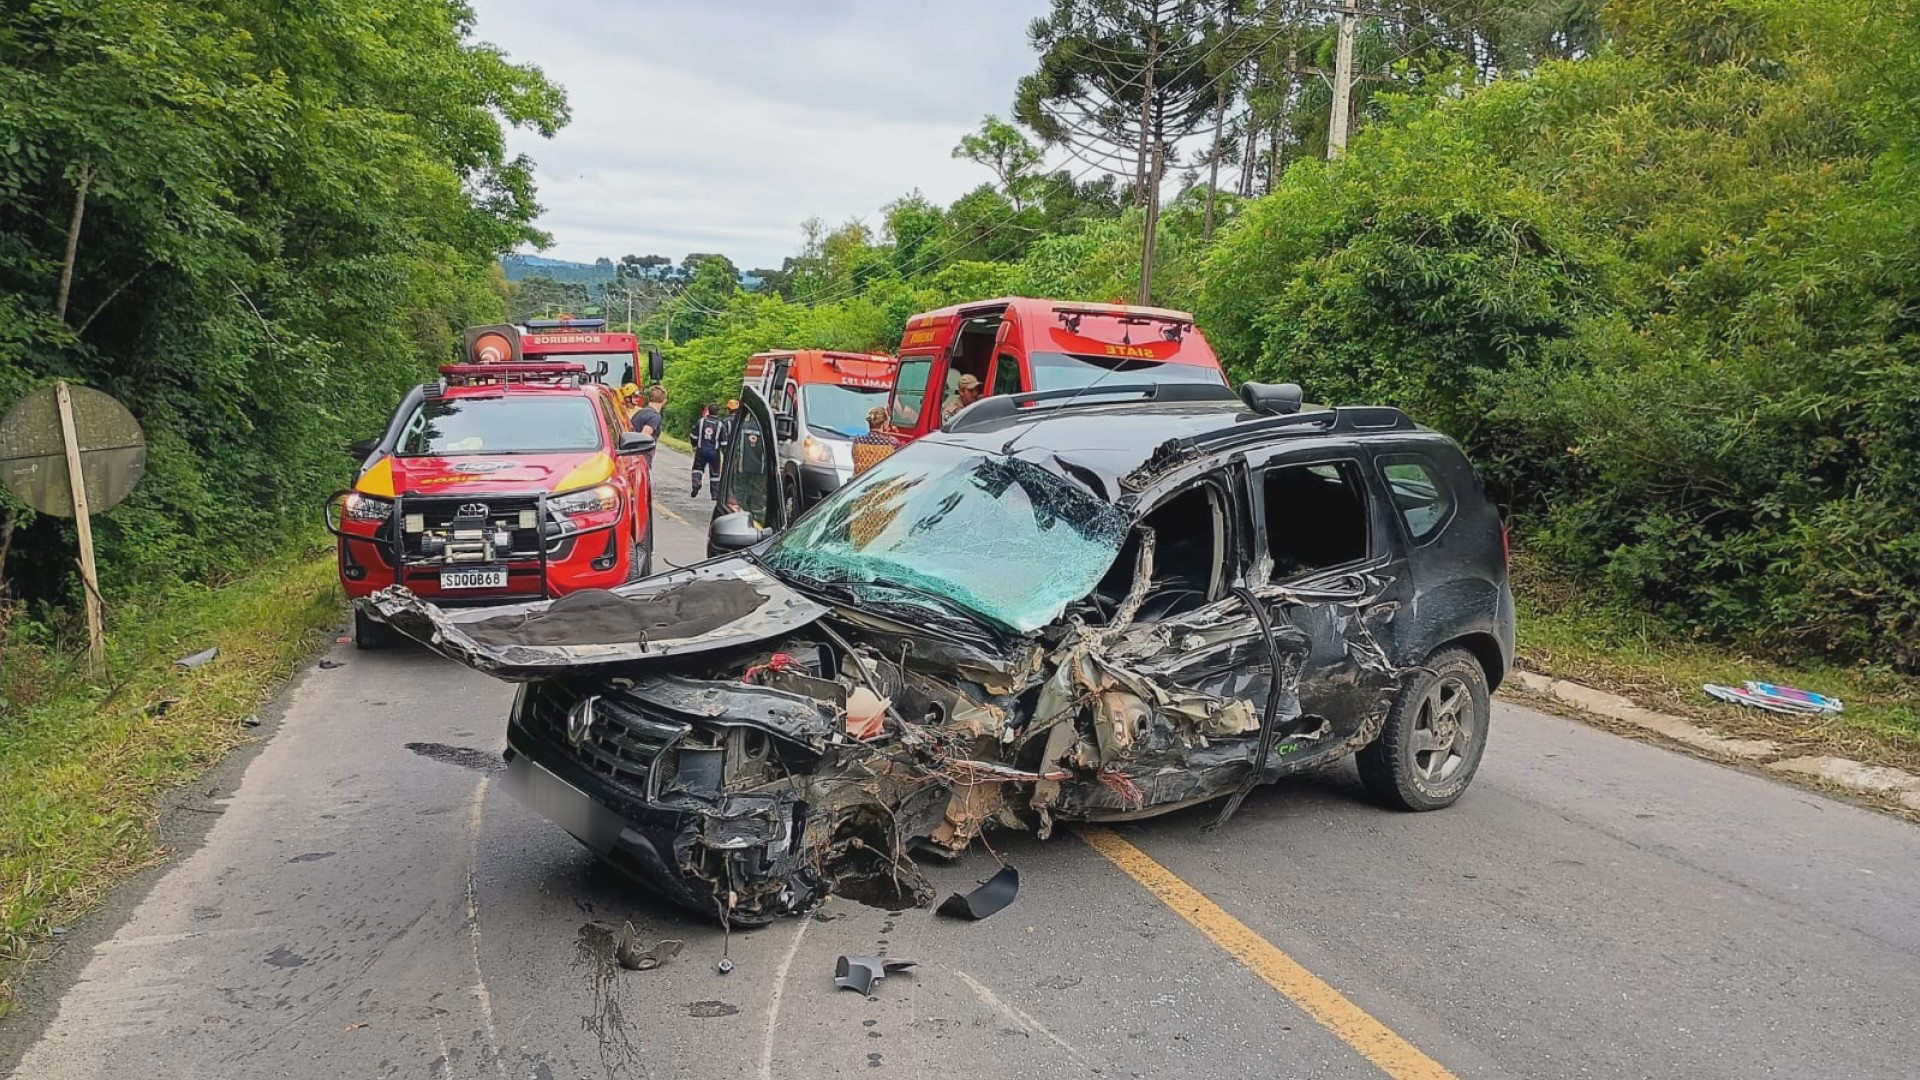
[
  {"left": 614, "top": 923, "right": 683, "bottom": 971},
  {"left": 175, "top": 647, "right": 219, "bottom": 669},
  {"left": 833, "top": 955, "right": 917, "bottom": 995},
  {"left": 846, "top": 686, "right": 889, "bottom": 741},
  {"left": 937, "top": 865, "right": 1019, "bottom": 921}
]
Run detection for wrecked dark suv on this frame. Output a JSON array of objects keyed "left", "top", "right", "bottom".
[{"left": 372, "top": 381, "right": 1514, "bottom": 924}]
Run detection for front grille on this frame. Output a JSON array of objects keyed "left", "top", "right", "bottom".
[
  {"left": 521, "top": 683, "right": 689, "bottom": 801},
  {"left": 396, "top": 493, "right": 562, "bottom": 564}
]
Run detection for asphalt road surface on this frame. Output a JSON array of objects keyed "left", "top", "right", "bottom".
[{"left": 7, "top": 446, "right": 1920, "bottom": 1080}]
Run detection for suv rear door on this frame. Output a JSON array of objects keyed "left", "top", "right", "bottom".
[{"left": 1369, "top": 440, "right": 1511, "bottom": 682}]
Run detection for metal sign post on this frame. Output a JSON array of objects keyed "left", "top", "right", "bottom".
[
  {"left": 0, "top": 382, "right": 146, "bottom": 675},
  {"left": 55, "top": 382, "right": 105, "bottom": 669}
]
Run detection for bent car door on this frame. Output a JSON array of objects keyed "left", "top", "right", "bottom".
[
  {"left": 716, "top": 385, "right": 788, "bottom": 535},
  {"left": 1247, "top": 448, "right": 1410, "bottom": 742}
]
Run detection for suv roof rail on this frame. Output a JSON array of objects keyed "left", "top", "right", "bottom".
[
  {"left": 942, "top": 381, "right": 1239, "bottom": 432},
  {"left": 1185, "top": 404, "right": 1418, "bottom": 453}
]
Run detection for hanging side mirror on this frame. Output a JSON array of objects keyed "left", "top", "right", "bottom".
[
  {"left": 1240, "top": 381, "right": 1304, "bottom": 416},
  {"left": 347, "top": 437, "right": 379, "bottom": 461},
  {"left": 618, "top": 431, "right": 655, "bottom": 455},
  {"left": 709, "top": 511, "right": 770, "bottom": 551}
]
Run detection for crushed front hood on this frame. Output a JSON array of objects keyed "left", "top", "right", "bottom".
[{"left": 367, "top": 556, "right": 827, "bottom": 679}]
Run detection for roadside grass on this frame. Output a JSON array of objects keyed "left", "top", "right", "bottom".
[
  {"left": 1511, "top": 554, "right": 1920, "bottom": 773},
  {"left": 0, "top": 544, "right": 340, "bottom": 1019},
  {"left": 656, "top": 431, "right": 692, "bottom": 454}
]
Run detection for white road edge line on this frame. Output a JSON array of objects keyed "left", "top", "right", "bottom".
[
  {"left": 464, "top": 776, "right": 510, "bottom": 1080},
  {"left": 954, "top": 969, "right": 1098, "bottom": 1072},
  {"left": 757, "top": 912, "right": 812, "bottom": 1080}
]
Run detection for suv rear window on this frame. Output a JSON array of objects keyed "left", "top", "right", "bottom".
[
  {"left": 1263, "top": 461, "right": 1370, "bottom": 577},
  {"left": 398, "top": 397, "right": 602, "bottom": 456},
  {"left": 1378, "top": 456, "right": 1453, "bottom": 543}
]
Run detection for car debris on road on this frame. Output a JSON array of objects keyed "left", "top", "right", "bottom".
[
  {"left": 371, "top": 381, "right": 1514, "bottom": 926},
  {"left": 834, "top": 955, "right": 917, "bottom": 995}
]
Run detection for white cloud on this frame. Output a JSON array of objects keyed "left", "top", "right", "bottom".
[{"left": 469, "top": 0, "right": 1053, "bottom": 268}]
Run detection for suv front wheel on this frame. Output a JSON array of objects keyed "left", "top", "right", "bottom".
[{"left": 1356, "top": 647, "right": 1490, "bottom": 811}]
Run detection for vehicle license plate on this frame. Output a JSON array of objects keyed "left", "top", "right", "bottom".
[{"left": 441, "top": 568, "right": 508, "bottom": 590}]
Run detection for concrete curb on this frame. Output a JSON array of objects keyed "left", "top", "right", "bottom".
[{"left": 1507, "top": 669, "right": 1920, "bottom": 812}]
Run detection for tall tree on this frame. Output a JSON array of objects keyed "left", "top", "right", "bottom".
[{"left": 952, "top": 116, "right": 1045, "bottom": 211}]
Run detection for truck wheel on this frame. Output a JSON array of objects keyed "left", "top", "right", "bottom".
[
  {"left": 781, "top": 469, "right": 802, "bottom": 525},
  {"left": 353, "top": 609, "right": 396, "bottom": 651},
  {"left": 1355, "top": 647, "right": 1490, "bottom": 811},
  {"left": 627, "top": 515, "right": 654, "bottom": 582}
]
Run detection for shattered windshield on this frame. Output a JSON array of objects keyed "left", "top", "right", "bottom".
[{"left": 761, "top": 442, "right": 1127, "bottom": 633}]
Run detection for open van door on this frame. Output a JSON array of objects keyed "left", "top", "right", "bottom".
[{"left": 707, "top": 385, "right": 788, "bottom": 556}]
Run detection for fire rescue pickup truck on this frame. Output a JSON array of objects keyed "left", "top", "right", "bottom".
[{"left": 327, "top": 324, "right": 665, "bottom": 648}]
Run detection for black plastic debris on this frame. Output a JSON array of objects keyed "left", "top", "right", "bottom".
[
  {"left": 240, "top": 715, "right": 262, "bottom": 728},
  {"left": 937, "top": 864, "right": 1019, "bottom": 921},
  {"left": 834, "top": 955, "right": 917, "bottom": 995},
  {"left": 318, "top": 659, "right": 343, "bottom": 670},
  {"left": 174, "top": 647, "right": 219, "bottom": 669},
  {"left": 615, "top": 923, "right": 682, "bottom": 971},
  {"left": 144, "top": 699, "right": 176, "bottom": 717}
]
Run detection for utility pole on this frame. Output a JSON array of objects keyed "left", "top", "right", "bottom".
[
  {"left": 1328, "top": 0, "right": 1357, "bottom": 157},
  {"left": 1135, "top": 12, "right": 1162, "bottom": 305}
]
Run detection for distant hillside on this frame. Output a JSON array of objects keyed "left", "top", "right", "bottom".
[
  {"left": 501, "top": 253, "right": 615, "bottom": 285},
  {"left": 502, "top": 252, "right": 763, "bottom": 289}
]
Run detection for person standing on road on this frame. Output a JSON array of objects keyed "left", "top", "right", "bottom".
[
  {"left": 628, "top": 386, "right": 665, "bottom": 464},
  {"left": 691, "top": 402, "right": 726, "bottom": 498}
]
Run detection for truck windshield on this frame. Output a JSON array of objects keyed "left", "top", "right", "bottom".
[
  {"left": 398, "top": 397, "right": 602, "bottom": 456},
  {"left": 1028, "top": 351, "right": 1226, "bottom": 392},
  {"left": 525, "top": 352, "right": 635, "bottom": 384},
  {"left": 802, "top": 383, "right": 889, "bottom": 437},
  {"left": 761, "top": 442, "right": 1128, "bottom": 634}
]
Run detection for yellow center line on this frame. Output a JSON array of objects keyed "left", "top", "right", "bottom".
[
  {"left": 653, "top": 500, "right": 689, "bottom": 527},
  {"left": 1075, "top": 825, "right": 1461, "bottom": 1080}
]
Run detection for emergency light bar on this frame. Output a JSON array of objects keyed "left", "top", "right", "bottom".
[
  {"left": 1053, "top": 303, "right": 1193, "bottom": 341},
  {"left": 438, "top": 362, "right": 586, "bottom": 387},
  {"left": 524, "top": 318, "right": 607, "bottom": 331}
]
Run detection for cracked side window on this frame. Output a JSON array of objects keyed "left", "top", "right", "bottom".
[{"left": 762, "top": 445, "right": 1126, "bottom": 633}]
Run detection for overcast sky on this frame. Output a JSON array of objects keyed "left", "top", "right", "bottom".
[{"left": 468, "top": 0, "right": 1053, "bottom": 269}]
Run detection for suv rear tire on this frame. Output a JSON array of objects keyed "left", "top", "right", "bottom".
[{"left": 1356, "top": 647, "right": 1490, "bottom": 811}]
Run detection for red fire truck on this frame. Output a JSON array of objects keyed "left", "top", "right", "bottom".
[
  {"left": 326, "top": 324, "right": 662, "bottom": 648},
  {"left": 884, "top": 297, "right": 1229, "bottom": 440},
  {"left": 516, "top": 317, "right": 658, "bottom": 392}
]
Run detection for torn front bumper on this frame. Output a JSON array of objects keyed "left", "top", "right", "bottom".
[{"left": 503, "top": 697, "right": 821, "bottom": 925}]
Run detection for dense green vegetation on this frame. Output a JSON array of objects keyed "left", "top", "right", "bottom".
[
  {"left": 647, "top": 0, "right": 1920, "bottom": 672},
  {"left": 4, "top": 0, "right": 1917, "bottom": 679},
  {"left": 0, "top": 0, "right": 563, "bottom": 627}
]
